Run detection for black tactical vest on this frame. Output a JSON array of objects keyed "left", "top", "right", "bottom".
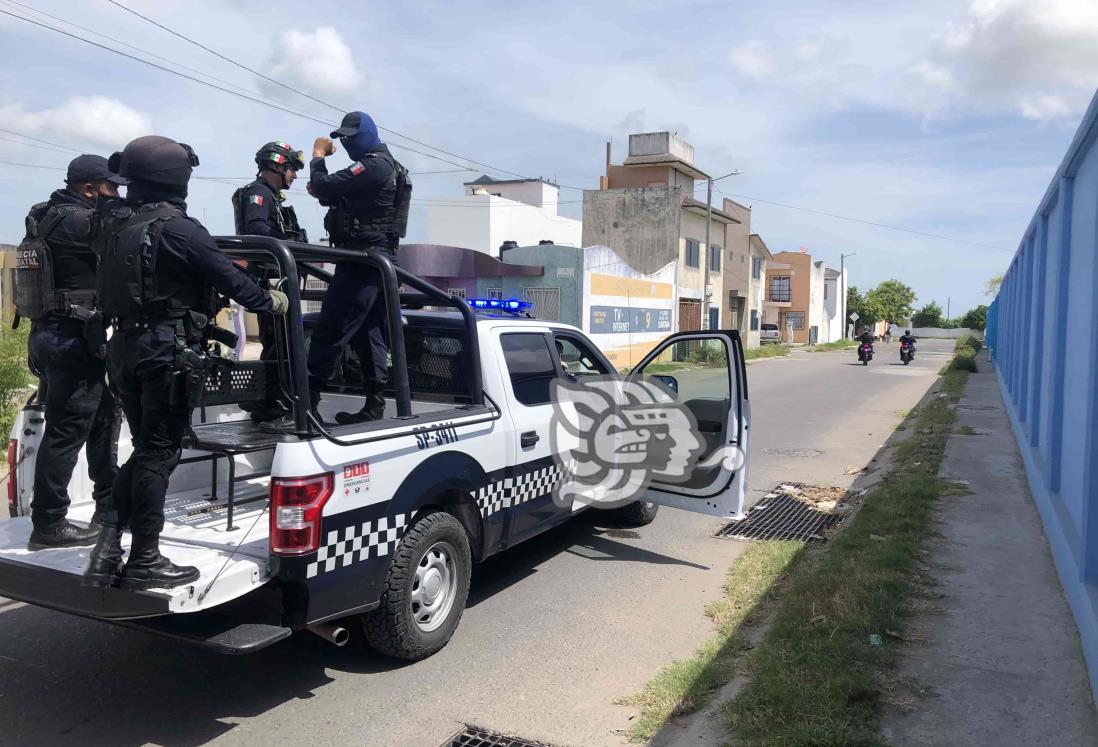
[
  {"left": 12, "top": 202, "right": 95, "bottom": 321},
  {"left": 96, "top": 202, "right": 203, "bottom": 321},
  {"left": 324, "top": 151, "right": 411, "bottom": 248}
]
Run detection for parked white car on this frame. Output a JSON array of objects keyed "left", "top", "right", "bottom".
[{"left": 760, "top": 323, "right": 781, "bottom": 344}]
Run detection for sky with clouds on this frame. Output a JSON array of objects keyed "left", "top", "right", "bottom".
[{"left": 2, "top": 0, "right": 1097, "bottom": 315}]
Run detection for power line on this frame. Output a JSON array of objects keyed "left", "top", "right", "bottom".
[
  {"left": 0, "top": 8, "right": 484, "bottom": 173},
  {"left": 724, "top": 192, "right": 1008, "bottom": 251},
  {"left": 0, "top": 0, "right": 318, "bottom": 121},
  {"left": 104, "top": 0, "right": 561, "bottom": 183}
]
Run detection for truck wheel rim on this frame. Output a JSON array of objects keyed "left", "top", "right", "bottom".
[{"left": 410, "top": 541, "right": 458, "bottom": 633}]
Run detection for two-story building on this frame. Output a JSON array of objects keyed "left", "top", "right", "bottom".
[
  {"left": 764, "top": 249, "right": 845, "bottom": 344},
  {"left": 582, "top": 131, "right": 740, "bottom": 333},
  {"left": 425, "top": 175, "right": 582, "bottom": 254}
]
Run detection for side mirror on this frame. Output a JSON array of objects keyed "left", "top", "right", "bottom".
[{"left": 650, "top": 374, "right": 679, "bottom": 396}]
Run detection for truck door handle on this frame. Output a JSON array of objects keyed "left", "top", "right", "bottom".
[{"left": 520, "top": 431, "right": 539, "bottom": 448}]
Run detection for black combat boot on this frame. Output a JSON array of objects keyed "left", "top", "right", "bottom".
[
  {"left": 335, "top": 390, "right": 386, "bottom": 425},
  {"left": 27, "top": 520, "right": 98, "bottom": 551},
  {"left": 120, "top": 534, "right": 199, "bottom": 590},
  {"left": 81, "top": 524, "right": 125, "bottom": 588},
  {"left": 260, "top": 391, "right": 320, "bottom": 434}
]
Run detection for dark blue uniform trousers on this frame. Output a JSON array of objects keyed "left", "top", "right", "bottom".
[{"left": 28, "top": 321, "right": 119, "bottom": 530}]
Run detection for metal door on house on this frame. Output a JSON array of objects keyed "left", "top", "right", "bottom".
[
  {"left": 523, "top": 287, "right": 561, "bottom": 321},
  {"left": 679, "top": 299, "right": 701, "bottom": 331}
]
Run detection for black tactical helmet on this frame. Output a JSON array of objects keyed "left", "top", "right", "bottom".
[
  {"left": 255, "top": 141, "right": 305, "bottom": 172},
  {"left": 108, "top": 135, "right": 199, "bottom": 186}
]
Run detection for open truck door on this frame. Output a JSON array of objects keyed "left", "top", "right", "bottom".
[{"left": 627, "top": 330, "right": 750, "bottom": 519}]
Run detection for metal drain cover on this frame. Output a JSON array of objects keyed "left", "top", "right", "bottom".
[
  {"left": 441, "top": 725, "right": 561, "bottom": 747},
  {"left": 763, "top": 447, "right": 824, "bottom": 458},
  {"left": 716, "top": 491, "right": 841, "bottom": 542}
]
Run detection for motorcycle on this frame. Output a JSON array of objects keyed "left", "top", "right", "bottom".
[
  {"left": 858, "top": 342, "right": 873, "bottom": 366},
  {"left": 900, "top": 341, "right": 915, "bottom": 365}
]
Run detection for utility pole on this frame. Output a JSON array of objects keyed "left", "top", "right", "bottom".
[
  {"left": 840, "top": 251, "right": 856, "bottom": 338},
  {"left": 700, "top": 169, "right": 742, "bottom": 330},
  {"left": 947, "top": 296, "right": 951, "bottom": 321}
]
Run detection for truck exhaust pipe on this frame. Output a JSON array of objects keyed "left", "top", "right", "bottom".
[{"left": 308, "top": 622, "right": 350, "bottom": 647}]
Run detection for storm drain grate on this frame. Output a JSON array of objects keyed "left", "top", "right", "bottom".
[
  {"left": 716, "top": 492, "right": 842, "bottom": 542},
  {"left": 441, "top": 725, "right": 562, "bottom": 747}
]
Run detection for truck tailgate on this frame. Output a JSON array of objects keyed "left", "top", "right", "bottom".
[{"left": 0, "top": 480, "right": 271, "bottom": 620}]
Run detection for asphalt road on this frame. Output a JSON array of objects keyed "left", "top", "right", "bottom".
[{"left": 0, "top": 339, "right": 955, "bottom": 747}]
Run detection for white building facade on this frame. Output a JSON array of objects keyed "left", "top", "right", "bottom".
[{"left": 425, "top": 175, "right": 582, "bottom": 256}]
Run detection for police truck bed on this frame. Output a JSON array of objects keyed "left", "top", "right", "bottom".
[{"left": 0, "top": 479, "right": 271, "bottom": 621}]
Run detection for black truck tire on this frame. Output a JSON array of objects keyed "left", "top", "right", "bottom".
[
  {"left": 618, "top": 500, "right": 660, "bottom": 526},
  {"left": 361, "top": 511, "right": 472, "bottom": 660}
]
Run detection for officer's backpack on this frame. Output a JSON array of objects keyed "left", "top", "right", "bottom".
[
  {"left": 95, "top": 203, "right": 183, "bottom": 320},
  {"left": 231, "top": 183, "right": 308, "bottom": 242},
  {"left": 13, "top": 202, "right": 84, "bottom": 321}
]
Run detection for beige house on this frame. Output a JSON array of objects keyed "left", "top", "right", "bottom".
[
  {"left": 747, "top": 233, "right": 772, "bottom": 347},
  {"left": 583, "top": 131, "right": 740, "bottom": 333},
  {"left": 764, "top": 250, "right": 814, "bottom": 344}
]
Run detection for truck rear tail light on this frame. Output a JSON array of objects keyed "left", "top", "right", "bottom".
[
  {"left": 270, "top": 473, "right": 333, "bottom": 556},
  {"left": 6, "top": 440, "right": 16, "bottom": 516}
]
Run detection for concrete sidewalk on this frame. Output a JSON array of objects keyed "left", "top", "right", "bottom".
[{"left": 881, "top": 359, "right": 1098, "bottom": 746}]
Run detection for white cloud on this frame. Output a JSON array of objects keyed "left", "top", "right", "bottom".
[
  {"left": 0, "top": 96, "right": 152, "bottom": 151},
  {"left": 730, "top": 41, "right": 777, "bottom": 80},
  {"left": 261, "top": 27, "right": 361, "bottom": 101},
  {"left": 915, "top": 0, "right": 1098, "bottom": 121}
]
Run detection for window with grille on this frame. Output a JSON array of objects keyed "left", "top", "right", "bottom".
[
  {"left": 487, "top": 287, "right": 503, "bottom": 299},
  {"left": 709, "top": 244, "right": 721, "bottom": 272},
  {"left": 750, "top": 309, "right": 759, "bottom": 331},
  {"left": 448, "top": 288, "right": 467, "bottom": 299},
  {"left": 522, "top": 287, "right": 561, "bottom": 321},
  {"left": 769, "top": 276, "right": 791, "bottom": 302},
  {"left": 751, "top": 256, "right": 763, "bottom": 279},
  {"left": 784, "top": 311, "right": 805, "bottom": 329}
]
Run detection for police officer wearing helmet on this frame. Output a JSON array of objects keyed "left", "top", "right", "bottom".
[
  {"left": 21, "top": 155, "right": 125, "bottom": 551},
  {"left": 261, "top": 111, "right": 411, "bottom": 432},
  {"left": 82, "top": 135, "right": 289, "bottom": 590},
  {"left": 232, "top": 141, "right": 307, "bottom": 241},
  {"left": 231, "top": 141, "right": 306, "bottom": 422}
]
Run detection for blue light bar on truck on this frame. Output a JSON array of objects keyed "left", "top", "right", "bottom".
[{"left": 465, "top": 298, "right": 532, "bottom": 312}]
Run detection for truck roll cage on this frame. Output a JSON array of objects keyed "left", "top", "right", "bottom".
[{"left": 212, "top": 237, "right": 487, "bottom": 440}]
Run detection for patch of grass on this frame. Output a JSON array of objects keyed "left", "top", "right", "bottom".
[
  {"left": 621, "top": 540, "right": 805, "bottom": 742},
  {"left": 745, "top": 344, "right": 790, "bottom": 361},
  {"left": 722, "top": 362, "right": 971, "bottom": 745},
  {"left": 955, "top": 425, "right": 978, "bottom": 436},
  {"left": 809, "top": 339, "right": 858, "bottom": 352}
]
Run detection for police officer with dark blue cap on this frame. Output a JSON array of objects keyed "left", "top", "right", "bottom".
[
  {"left": 22, "top": 154, "right": 125, "bottom": 551},
  {"left": 82, "top": 135, "right": 289, "bottom": 590},
  {"left": 261, "top": 111, "right": 411, "bottom": 431}
]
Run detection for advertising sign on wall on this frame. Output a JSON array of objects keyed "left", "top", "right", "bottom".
[{"left": 589, "top": 305, "right": 672, "bottom": 333}]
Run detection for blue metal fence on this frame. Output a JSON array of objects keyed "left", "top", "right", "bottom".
[{"left": 992, "top": 88, "right": 1098, "bottom": 693}]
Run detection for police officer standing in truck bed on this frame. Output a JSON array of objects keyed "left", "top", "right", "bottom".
[
  {"left": 231, "top": 141, "right": 306, "bottom": 422},
  {"left": 21, "top": 155, "right": 125, "bottom": 551},
  {"left": 82, "top": 135, "right": 288, "bottom": 590},
  {"left": 261, "top": 110, "right": 411, "bottom": 432}
]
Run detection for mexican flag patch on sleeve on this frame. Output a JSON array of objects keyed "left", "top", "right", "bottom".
[
  {"left": 350, "top": 162, "right": 366, "bottom": 175},
  {"left": 249, "top": 195, "right": 264, "bottom": 206}
]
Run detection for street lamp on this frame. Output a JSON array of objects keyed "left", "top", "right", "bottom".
[
  {"left": 840, "top": 251, "right": 856, "bottom": 339},
  {"left": 702, "top": 169, "right": 743, "bottom": 330}
]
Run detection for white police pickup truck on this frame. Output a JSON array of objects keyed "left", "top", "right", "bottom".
[{"left": 0, "top": 238, "right": 749, "bottom": 659}]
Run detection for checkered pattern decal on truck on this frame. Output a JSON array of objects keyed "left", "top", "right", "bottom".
[
  {"left": 474, "top": 463, "right": 564, "bottom": 519},
  {"left": 306, "top": 512, "right": 412, "bottom": 578}
]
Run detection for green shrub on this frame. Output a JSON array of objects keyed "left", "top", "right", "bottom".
[
  {"left": 688, "top": 340, "right": 726, "bottom": 365},
  {"left": 955, "top": 334, "right": 982, "bottom": 353},
  {"left": 949, "top": 345, "right": 978, "bottom": 372},
  {"left": 0, "top": 326, "right": 32, "bottom": 438}
]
